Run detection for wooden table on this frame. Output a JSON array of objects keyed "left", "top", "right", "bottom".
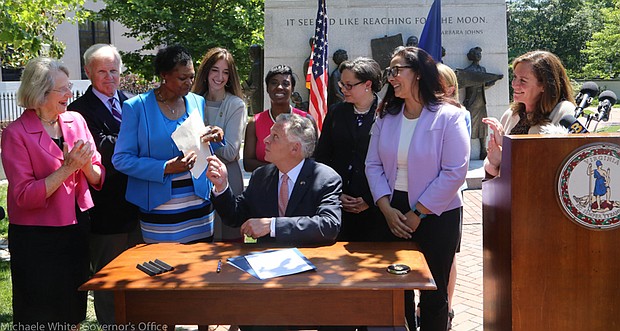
[{"left": 80, "top": 241, "right": 435, "bottom": 329}]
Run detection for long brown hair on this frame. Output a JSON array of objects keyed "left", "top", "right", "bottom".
[
  {"left": 192, "top": 47, "right": 243, "bottom": 98},
  {"left": 510, "top": 50, "right": 575, "bottom": 126}
]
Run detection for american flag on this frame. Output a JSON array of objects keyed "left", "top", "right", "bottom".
[{"left": 308, "top": 0, "right": 328, "bottom": 132}]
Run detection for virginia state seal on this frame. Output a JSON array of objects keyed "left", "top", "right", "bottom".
[{"left": 557, "top": 143, "right": 620, "bottom": 230}]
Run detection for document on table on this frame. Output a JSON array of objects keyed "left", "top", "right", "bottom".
[
  {"left": 171, "top": 109, "right": 212, "bottom": 179},
  {"left": 227, "top": 248, "right": 316, "bottom": 280}
]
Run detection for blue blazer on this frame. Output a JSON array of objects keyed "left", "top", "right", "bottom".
[{"left": 113, "top": 90, "right": 214, "bottom": 211}]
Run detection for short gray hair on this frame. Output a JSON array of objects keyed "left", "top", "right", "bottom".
[
  {"left": 83, "top": 44, "right": 123, "bottom": 74},
  {"left": 276, "top": 113, "right": 317, "bottom": 158},
  {"left": 17, "top": 57, "right": 70, "bottom": 109}
]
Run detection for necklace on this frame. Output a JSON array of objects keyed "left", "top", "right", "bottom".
[
  {"left": 353, "top": 105, "right": 371, "bottom": 115},
  {"left": 156, "top": 89, "right": 176, "bottom": 114},
  {"left": 269, "top": 106, "right": 293, "bottom": 123},
  {"left": 402, "top": 104, "right": 422, "bottom": 119},
  {"left": 354, "top": 95, "right": 376, "bottom": 115},
  {"left": 37, "top": 114, "right": 58, "bottom": 126}
]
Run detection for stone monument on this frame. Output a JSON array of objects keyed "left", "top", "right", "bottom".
[{"left": 264, "top": 0, "right": 510, "bottom": 128}]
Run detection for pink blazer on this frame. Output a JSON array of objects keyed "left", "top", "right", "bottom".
[
  {"left": 365, "top": 103, "right": 470, "bottom": 215},
  {"left": 1, "top": 109, "right": 104, "bottom": 226}
]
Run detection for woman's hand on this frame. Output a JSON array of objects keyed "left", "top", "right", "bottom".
[
  {"left": 485, "top": 133, "right": 502, "bottom": 167},
  {"left": 165, "top": 151, "right": 197, "bottom": 174},
  {"left": 403, "top": 210, "right": 422, "bottom": 233},
  {"left": 201, "top": 125, "right": 224, "bottom": 144},
  {"left": 482, "top": 117, "right": 504, "bottom": 148},
  {"left": 62, "top": 140, "right": 94, "bottom": 173},
  {"left": 482, "top": 117, "right": 504, "bottom": 175},
  {"left": 341, "top": 194, "right": 369, "bottom": 214},
  {"left": 383, "top": 207, "right": 413, "bottom": 239},
  {"left": 48, "top": 140, "right": 100, "bottom": 198},
  {"left": 377, "top": 196, "right": 412, "bottom": 239}
]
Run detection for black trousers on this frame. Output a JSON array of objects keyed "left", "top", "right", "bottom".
[{"left": 391, "top": 190, "right": 461, "bottom": 331}]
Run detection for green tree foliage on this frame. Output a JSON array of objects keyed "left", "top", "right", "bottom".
[
  {"left": 507, "top": 0, "right": 601, "bottom": 78},
  {"left": 0, "top": 0, "right": 88, "bottom": 68},
  {"left": 582, "top": 0, "right": 620, "bottom": 79},
  {"left": 99, "top": 0, "right": 264, "bottom": 80}
]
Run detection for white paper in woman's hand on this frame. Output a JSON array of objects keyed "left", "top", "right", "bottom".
[{"left": 171, "top": 109, "right": 212, "bottom": 178}]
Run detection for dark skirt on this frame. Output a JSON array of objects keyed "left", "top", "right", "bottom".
[{"left": 9, "top": 207, "right": 90, "bottom": 326}]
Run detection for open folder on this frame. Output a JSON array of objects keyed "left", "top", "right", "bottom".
[{"left": 227, "top": 248, "right": 317, "bottom": 280}]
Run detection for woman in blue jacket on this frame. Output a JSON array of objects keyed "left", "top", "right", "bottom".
[{"left": 113, "top": 45, "right": 223, "bottom": 243}]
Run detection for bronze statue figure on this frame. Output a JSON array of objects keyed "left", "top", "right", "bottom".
[
  {"left": 243, "top": 44, "right": 264, "bottom": 115},
  {"left": 456, "top": 46, "right": 503, "bottom": 159},
  {"left": 328, "top": 49, "right": 348, "bottom": 106}
]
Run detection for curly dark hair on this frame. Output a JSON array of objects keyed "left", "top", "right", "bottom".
[
  {"left": 154, "top": 45, "right": 193, "bottom": 76},
  {"left": 265, "top": 64, "right": 296, "bottom": 89}
]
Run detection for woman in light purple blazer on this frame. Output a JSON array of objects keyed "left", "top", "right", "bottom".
[{"left": 365, "top": 47, "right": 470, "bottom": 331}]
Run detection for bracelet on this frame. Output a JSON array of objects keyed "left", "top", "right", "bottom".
[{"left": 412, "top": 206, "right": 427, "bottom": 219}]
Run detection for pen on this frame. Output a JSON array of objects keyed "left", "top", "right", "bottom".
[{"left": 216, "top": 259, "right": 222, "bottom": 273}]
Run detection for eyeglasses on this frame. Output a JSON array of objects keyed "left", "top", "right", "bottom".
[
  {"left": 338, "top": 81, "right": 364, "bottom": 91},
  {"left": 51, "top": 82, "right": 74, "bottom": 94},
  {"left": 385, "top": 66, "right": 413, "bottom": 79}
]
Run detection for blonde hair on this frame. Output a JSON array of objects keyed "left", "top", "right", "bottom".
[
  {"left": 437, "top": 63, "right": 459, "bottom": 101},
  {"left": 17, "top": 57, "right": 70, "bottom": 109}
]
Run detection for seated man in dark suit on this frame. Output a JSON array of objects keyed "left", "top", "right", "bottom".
[{"left": 206, "top": 113, "right": 342, "bottom": 246}]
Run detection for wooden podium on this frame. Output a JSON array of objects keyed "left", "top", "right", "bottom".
[{"left": 482, "top": 134, "right": 620, "bottom": 330}]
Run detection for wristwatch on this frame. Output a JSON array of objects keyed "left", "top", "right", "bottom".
[{"left": 412, "top": 206, "right": 427, "bottom": 219}]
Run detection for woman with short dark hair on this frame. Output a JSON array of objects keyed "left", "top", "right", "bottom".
[
  {"left": 315, "top": 57, "right": 388, "bottom": 242},
  {"left": 243, "top": 64, "right": 313, "bottom": 172},
  {"left": 113, "top": 44, "right": 224, "bottom": 243}
]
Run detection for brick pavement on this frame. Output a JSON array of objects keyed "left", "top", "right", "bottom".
[{"left": 451, "top": 189, "right": 483, "bottom": 331}]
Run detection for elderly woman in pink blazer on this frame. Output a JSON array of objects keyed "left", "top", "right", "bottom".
[
  {"left": 365, "top": 47, "right": 470, "bottom": 331},
  {"left": 1, "top": 57, "right": 104, "bottom": 325}
]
